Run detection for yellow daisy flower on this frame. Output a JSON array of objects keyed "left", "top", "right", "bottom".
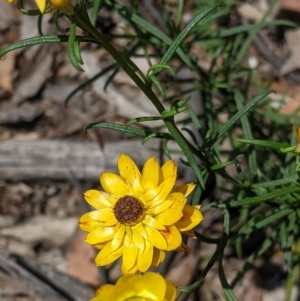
[
  {"left": 90, "top": 272, "right": 176, "bottom": 301},
  {"left": 6, "top": 0, "right": 74, "bottom": 14},
  {"left": 79, "top": 154, "right": 203, "bottom": 274},
  {"left": 295, "top": 126, "right": 300, "bottom": 153}
]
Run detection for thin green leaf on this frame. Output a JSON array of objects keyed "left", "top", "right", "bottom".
[
  {"left": 237, "top": 139, "right": 290, "bottom": 151},
  {"left": 154, "top": 5, "right": 220, "bottom": 75},
  {"left": 65, "top": 63, "right": 117, "bottom": 105},
  {"left": 85, "top": 122, "right": 151, "bottom": 136},
  {"left": 148, "top": 75, "right": 166, "bottom": 98},
  {"left": 67, "top": 23, "right": 84, "bottom": 71},
  {"left": 219, "top": 257, "right": 238, "bottom": 301},
  {"left": 206, "top": 20, "right": 297, "bottom": 39},
  {"left": 235, "top": 91, "right": 257, "bottom": 178},
  {"left": 147, "top": 64, "right": 171, "bottom": 77},
  {"left": 126, "top": 116, "right": 162, "bottom": 127},
  {"left": 90, "top": 0, "right": 103, "bottom": 26},
  {"left": 251, "top": 175, "right": 298, "bottom": 188},
  {"left": 0, "top": 36, "right": 67, "bottom": 58},
  {"left": 216, "top": 91, "right": 273, "bottom": 143},
  {"left": 181, "top": 127, "right": 198, "bottom": 146},
  {"left": 217, "top": 186, "right": 300, "bottom": 209},
  {"left": 195, "top": 232, "right": 221, "bottom": 244},
  {"left": 162, "top": 139, "right": 171, "bottom": 159},
  {"left": 238, "top": 208, "right": 292, "bottom": 234}
]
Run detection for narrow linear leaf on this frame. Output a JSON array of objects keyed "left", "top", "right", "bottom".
[
  {"left": 85, "top": 122, "right": 171, "bottom": 141},
  {"left": 217, "top": 186, "right": 300, "bottom": 209},
  {"left": 67, "top": 23, "right": 84, "bottom": 71},
  {"left": 251, "top": 175, "right": 298, "bottom": 188},
  {"left": 65, "top": 63, "right": 117, "bottom": 105},
  {"left": 217, "top": 91, "right": 273, "bottom": 142},
  {"left": 237, "top": 139, "right": 290, "bottom": 150},
  {"left": 235, "top": 91, "right": 257, "bottom": 177},
  {"left": 85, "top": 122, "right": 150, "bottom": 136},
  {"left": 0, "top": 35, "right": 68, "bottom": 58},
  {"left": 148, "top": 74, "right": 166, "bottom": 98},
  {"left": 126, "top": 116, "right": 162, "bottom": 127},
  {"left": 207, "top": 20, "right": 297, "bottom": 38},
  {"left": 238, "top": 208, "right": 292, "bottom": 234},
  {"left": 219, "top": 257, "right": 238, "bottom": 301},
  {"left": 147, "top": 64, "right": 171, "bottom": 76},
  {"left": 154, "top": 5, "right": 220, "bottom": 75}
]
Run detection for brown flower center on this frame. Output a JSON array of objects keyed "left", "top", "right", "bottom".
[{"left": 114, "top": 195, "right": 145, "bottom": 225}]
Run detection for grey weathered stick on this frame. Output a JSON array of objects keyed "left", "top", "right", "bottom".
[{"left": 0, "top": 139, "right": 184, "bottom": 181}]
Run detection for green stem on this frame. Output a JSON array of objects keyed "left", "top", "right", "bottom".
[
  {"left": 177, "top": 233, "right": 228, "bottom": 300},
  {"left": 74, "top": 8, "right": 205, "bottom": 189},
  {"left": 177, "top": 211, "right": 230, "bottom": 300}
]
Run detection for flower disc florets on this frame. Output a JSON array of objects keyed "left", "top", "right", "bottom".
[
  {"left": 114, "top": 196, "right": 145, "bottom": 225},
  {"left": 79, "top": 153, "right": 203, "bottom": 274}
]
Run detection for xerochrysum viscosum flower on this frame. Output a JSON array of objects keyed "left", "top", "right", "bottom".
[
  {"left": 295, "top": 126, "right": 300, "bottom": 153},
  {"left": 6, "top": 0, "right": 74, "bottom": 14},
  {"left": 79, "top": 154, "right": 203, "bottom": 274},
  {"left": 90, "top": 272, "right": 176, "bottom": 301}
]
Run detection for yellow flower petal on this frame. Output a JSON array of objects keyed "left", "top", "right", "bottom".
[
  {"left": 172, "top": 182, "right": 196, "bottom": 197},
  {"left": 295, "top": 126, "right": 300, "bottom": 142},
  {"left": 136, "top": 272, "right": 166, "bottom": 301},
  {"left": 6, "top": 0, "right": 14, "bottom": 3},
  {"left": 161, "top": 225, "right": 182, "bottom": 250},
  {"left": 91, "top": 284, "right": 115, "bottom": 300},
  {"left": 181, "top": 229, "right": 196, "bottom": 238},
  {"left": 85, "top": 208, "right": 115, "bottom": 223},
  {"left": 161, "top": 160, "right": 177, "bottom": 181},
  {"left": 137, "top": 240, "right": 153, "bottom": 272},
  {"left": 151, "top": 248, "right": 165, "bottom": 267},
  {"left": 49, "top": 0, "right": 70, "bottom": 9},
  {"left": 34, "top": 0, "right": 47, "bottom": 13},
  {"left": 145, "top": 225, "right": 167, "bottom": 249},
  {"left": 133, "top": 222, "right": 148, "bottom": 240},
  {"left": 123, "top": 238, "right": 139, "bottom": 272},
  {"left": 175, "top": 242, "right": 189, "bottom": 252},
  {"left": 295, "top": 143, "right": 300, "bottom": 153},
  {"left": 155, "top": 208, "right": 183, "bottom": 225},
  {"left": 92, "top": 273, "right": 176, "bottom": 301},
  {"left": 110, "top": 224, "right": 125, "bottom": 251},
  {"left": 168, "top": 192, "right": 187, "bottom": 209},
  {"left": 143, "top": 215, "right": 166, "bottom": 230},
  {"left": 118, "top": 154, "right": 144, "bottom": 196},
  {"left": 78, "top": 212, "right": 103, "bottom": 232},
  {"left": 93, "top": 242, "right": 106, "bottom": 250},
  {"left": 140, "top": 176, "right": 176, "bottom": 204},
  {"left": 84, "top": 190, "right": 116, "bottom": 210},
  {"left": 165, "top": 280, "right": 177, "bottom": 301},
  {"left": 95, "top": 241, "right": 123, "bottom": 266},
  {"left": 100, "top": 172, "right": 131, "bottom": 197},
  {"left": 60, "top": 3, "right": 74, "bottom": 14},
  {"left": 175, "top": 205, "right": 203, "bottom": 231},
  {"left": 124, "top": 225, "right": 132, "bottom": 246},
  {"left": 121, "top": 263, "right": 139, "bottom": 275},
  {"left": 146, "top": 199, "right": 173, "bottom": 215},
  {"left": 85, "top": 226, "right": 115, "bottom": 244},
  {"left": 141, "top": 156, "right": 160, "bottom": 191},
  {"left": 131, "top": 225, "right": 145, "bottom": 251}
]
